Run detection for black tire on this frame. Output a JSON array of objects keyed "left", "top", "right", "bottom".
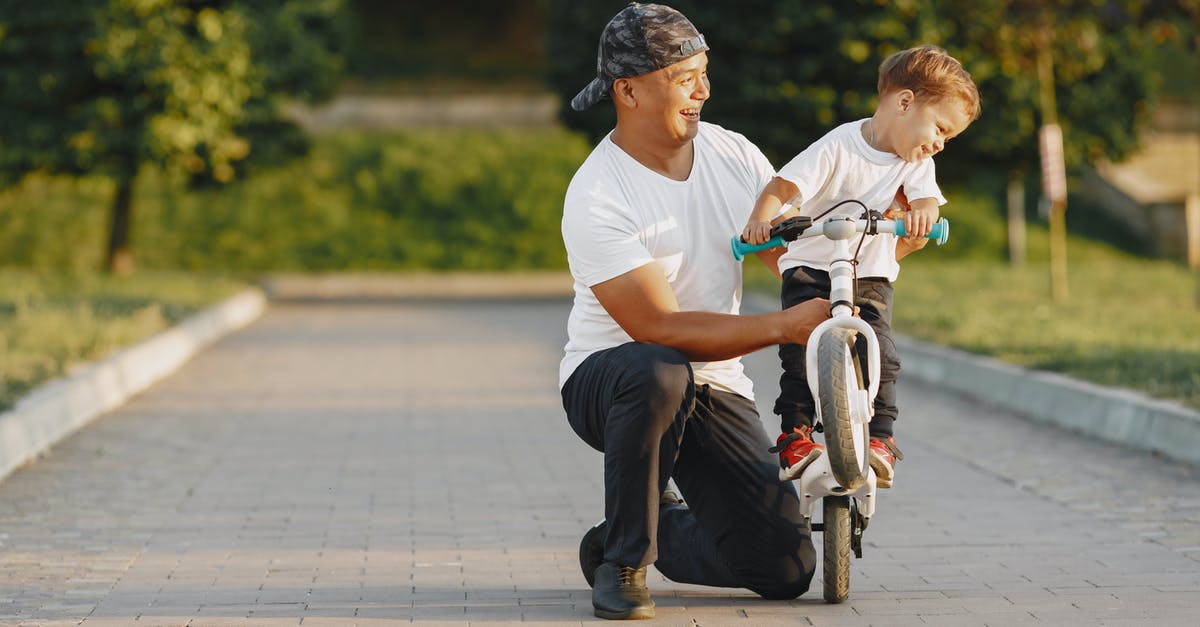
[
  {"left": 823, "top": 495, "right": 851, "bottom": 603},
  {"left": 817, "top": 327, "right": 870, "bottom": 490}
]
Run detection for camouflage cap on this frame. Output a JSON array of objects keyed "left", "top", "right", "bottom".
[{"left": 570, "top": 3, "right": 709, "bottom": 111}]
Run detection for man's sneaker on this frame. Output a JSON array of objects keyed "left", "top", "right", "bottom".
[
  {"left": 581, "top": 487, "right": 682, "bottom": 589},
  {"left": 869, "top": 435, "right": 904, "bottom": 488},
  {"left": 592, "top": 562, "right": 654, "bottom": 620},
  {"left": 770, "top": 425, "right": 825, "bottom": 481},
  {"left": 579, "top": 520, "right": 607, "bottom": 588}
]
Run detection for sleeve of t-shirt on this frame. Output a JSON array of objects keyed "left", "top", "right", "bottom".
[
  {"left": 743, "top": 137, "right": 776, "bottom": 194},
  {"left": 774, "top": 135, "right": 836, "bottom": 205},
  {"left": 903, "top": 158, "right": 947, "bottom": 206},
  {"left": 562, "top": 187, "right": 655, "bottom": 288}
]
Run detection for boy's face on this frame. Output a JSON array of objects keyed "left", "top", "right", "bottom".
[{"left": 892, "top": 95, "right": 972, "bottom": 163}]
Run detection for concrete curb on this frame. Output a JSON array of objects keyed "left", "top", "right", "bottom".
[
  {"left": 0, "top": 288, "right": 267, "bottom": 482},
  {"left": 261, "top": 271, "right": 575, "bottom": 300},
  {"left": 744, "top": 293, "right": 1200, "bottom": 467}
]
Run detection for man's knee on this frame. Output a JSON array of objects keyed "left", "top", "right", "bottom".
[
  {"left": 742, "top": 562, "right": 813, "bottom": 600},
  {"left": 727, "top": 536, "right": 816, "bottom": 600},
  {"left": 620, "top": 344, "right": 694, "bottom": 413},
  {"left": 751, "top": 575, "right": 811, "bottom": 600}
]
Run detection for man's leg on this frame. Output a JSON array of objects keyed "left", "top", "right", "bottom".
[
  {"left": 561, "top": 342, "right": 695, "bottom": 570},
  {"left": 658, "top": 387, "right": 817, "bottom": 600}
]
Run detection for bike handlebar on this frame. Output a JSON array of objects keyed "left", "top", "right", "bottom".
[{"left": 730, "top": 217, "right": 949, "bottom": 261}]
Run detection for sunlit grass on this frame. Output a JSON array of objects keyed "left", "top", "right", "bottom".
[
  {"left": 744, "top": 234, "right": 1200, "bottom": 410},
  {"left": 0, "top": 270, "right": 248, "bottom": 411}
]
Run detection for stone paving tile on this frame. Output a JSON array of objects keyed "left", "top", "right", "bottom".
[{"left": 0, "top": 297, "right": 1198, "bottom": 625}]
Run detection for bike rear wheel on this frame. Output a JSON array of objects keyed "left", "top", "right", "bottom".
[
  {"left": 817, "top": 327, "right": 870, "bottom": 490},
  {"left": 822, "top": 495, "right": 851, "bottom": 603}
]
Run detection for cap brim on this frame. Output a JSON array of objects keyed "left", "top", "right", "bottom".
[{"left": 570, "top": 77, "right": 612, "bottom": 112}]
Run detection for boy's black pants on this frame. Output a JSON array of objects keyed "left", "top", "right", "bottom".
[{"left": 774, "top": 266, "right": 900, "bottom": 438}]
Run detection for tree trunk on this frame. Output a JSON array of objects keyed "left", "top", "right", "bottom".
[
  {"left": 1006, "top": 171, "right": 1026, "bottom": 266},
  {"left": 106, "top": 171, "right": 136, "bottom": 276}
]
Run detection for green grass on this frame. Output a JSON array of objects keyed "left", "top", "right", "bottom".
[
  {"left": 0, "top": 270, "right": 249, "bottom": 411},
  {"left": 745, "top": 226, "right": 1200, "bottom": 411}
]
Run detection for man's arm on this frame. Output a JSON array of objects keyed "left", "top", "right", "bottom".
[{"left": 591, "top": 263, "right": 829, "bottom": 363}]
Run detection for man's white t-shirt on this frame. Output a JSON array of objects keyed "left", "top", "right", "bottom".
[
  {"left": 559, "top": 122, "right": 774, "bottom": 399},
  {"left": 775, "top": 119, "right": 946, "bottom": 282}
]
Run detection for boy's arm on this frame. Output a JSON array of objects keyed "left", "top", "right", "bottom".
[
  {"left": 743, "top": 176, "right": 801, "bottom": 245},
  {"left": 752, "top": 205, "right": 803, "bottom": 278}
]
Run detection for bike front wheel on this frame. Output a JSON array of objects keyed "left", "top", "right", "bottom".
[
  {"left": 822, "top": 495, "right": 851, "bottom": 603},
  {"left": 817, "top": 327, "right": 871, "bottom": 490}
]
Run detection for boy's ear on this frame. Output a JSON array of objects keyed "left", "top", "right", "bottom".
[{"left": 895, "top": 89, "right": 915, "bottom": 114}]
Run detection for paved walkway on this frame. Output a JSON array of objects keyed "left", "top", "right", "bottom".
[{"left": 1, "top": 296, "right": 1199, "bottom": 626}]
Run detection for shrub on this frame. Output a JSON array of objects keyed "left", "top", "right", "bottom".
[{"left": 0, "top": 128, "right": 593, "bottom": 272}]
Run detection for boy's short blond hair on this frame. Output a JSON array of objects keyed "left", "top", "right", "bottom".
[{"left": 878, "top": 45, "right": 981, "bottom": 122}]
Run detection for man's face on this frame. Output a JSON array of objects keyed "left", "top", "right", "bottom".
[{"left": 628, "top": 52, "right": 710, "bottom": 145}]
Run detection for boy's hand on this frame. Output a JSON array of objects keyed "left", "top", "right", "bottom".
[
  {"left": 903, "top": 201, "right": 939, "bottom": 238},
  {"left": 742, "top": 220, "right": 773, "bottom": 245}
]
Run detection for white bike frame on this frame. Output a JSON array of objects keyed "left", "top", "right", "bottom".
[{"left": 794, "top": 216, "right": 884, "bottom": 521}]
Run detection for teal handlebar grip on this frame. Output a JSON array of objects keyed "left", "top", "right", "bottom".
[
  {"left": 893, "top": 217, "right": 950, "bottom": 245},
  {"left": 730, "top": 235, "right": 785, "bottom": 261}
]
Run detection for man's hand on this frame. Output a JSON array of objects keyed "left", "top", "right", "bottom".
[
  {"left": 780, "top": 299, "right": 830, "bottom": 345},
  {"left": 895, "top": 234, "right": 929, "bottom": 261}
]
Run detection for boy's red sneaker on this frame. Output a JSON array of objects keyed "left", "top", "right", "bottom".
[
  {"left": 770, "top": 425, "right": 824, "bottom": 481},
  {"left": 869, "top": 436, "right": 904, "bottom": 488}
]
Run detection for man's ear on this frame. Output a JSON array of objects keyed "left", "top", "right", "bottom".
[{"left": 613, "top": 78, "right": 637, "bottom": 108}]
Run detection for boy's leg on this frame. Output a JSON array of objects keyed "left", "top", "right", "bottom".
[
  {"left": 772, "top": 267, "right": 830, "bottom": 479},
  {"left": 855, "top": 278, "right": 904, "bottom": 486},
  {"left": 774, "top": 266, "right": 830, "bottom": 431},
  {"left": 659, "top": 386, "right": 817, "bottom": 599},
  {"left": 854, "top": 279, "right": 899, "bottom": 438}
]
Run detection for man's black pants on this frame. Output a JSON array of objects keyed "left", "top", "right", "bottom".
[{"left": 561, "top": 342, "right": 816, "bottom": 599}]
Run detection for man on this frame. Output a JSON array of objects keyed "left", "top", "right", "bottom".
[{"left": 559, "top": 3, "right": 830, "bottom": 620}]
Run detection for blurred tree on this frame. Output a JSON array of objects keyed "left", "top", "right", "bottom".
[
  {"left": 0, "top": 0, "right": 347, "bottom": 274},
  {"left": 546, "top": 0, "right": 1197, "bottom": 175},
  {"left": 343, "top": 0, "right": 548, "bottom": 88}
]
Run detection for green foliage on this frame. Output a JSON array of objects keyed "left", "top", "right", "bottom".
[
  {"left": 892, "top": 251, "right": 1200, "bottom": 411},
  {"left": 1, "top": 1, "right": 249, "bottom": 182},
  {"left": 546, "top": 1, "right": 1198, "bottom": 172},
  {"left": 0, "top": 129, "right": 593, "bottom": 271},
  {"left": 0, "top": 269, "right": 247, "bottom": 411},
  {"left": 0, "top": 0, "right": 347, "bottom": 269},
  {"left": 343, "top": 0, "right": 548, "bottom": 85}
]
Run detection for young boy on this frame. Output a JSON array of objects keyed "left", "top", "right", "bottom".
[{"left": 742, "top": 45, "right": 980, "bottom": 488}]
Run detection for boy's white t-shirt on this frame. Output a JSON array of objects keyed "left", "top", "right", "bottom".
[
  {"left": 559, "top": 122, "right": 774, "bottom": 399},
  {"left": 775, "top": 118, "right": 946, "bottom": 282}
]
